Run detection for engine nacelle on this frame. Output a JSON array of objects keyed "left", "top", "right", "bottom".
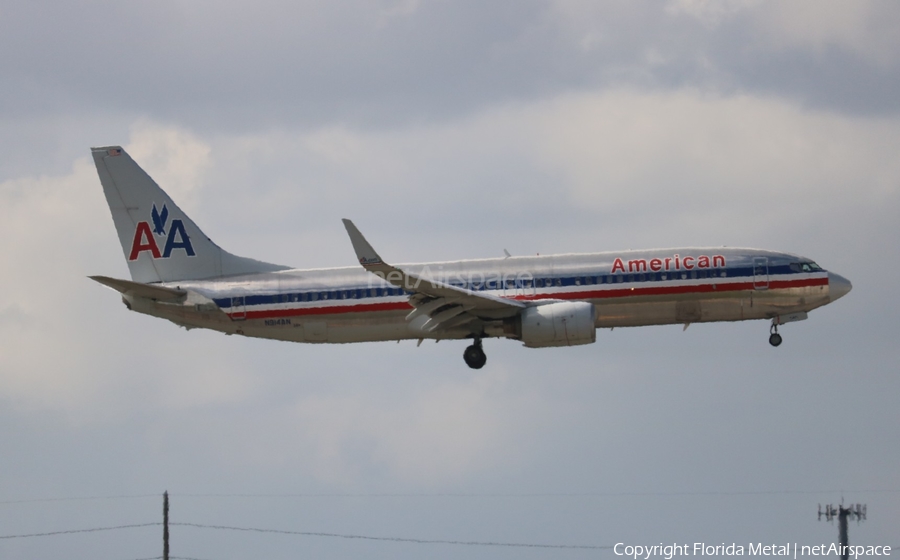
[{"left": 519, "top": 301, "right": 596, "bottom": 348}]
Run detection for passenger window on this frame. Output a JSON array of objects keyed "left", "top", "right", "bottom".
[
  {"left": 575, "top": 278, "right": 581, "bottom": 286},
  {"left": 310, "top": 293, "right": 318, "bottom": 301},
  {"left": 661, "top": 273, "right": 667, "bottom": 280},
  {"left": 555, "top": 279, "right": 562, "bottom": 286},
  {"left": 690, "top": 271, "right": 697, "bottom": 279},
  {"left": 638, "top": 274, "right": 646, "bottom": 282},
  {"left": 681, "top": 272, "right": 688, "bottom": 280},
  {"left": 720, "top": 271, "right": 727, "bottom": 277}
]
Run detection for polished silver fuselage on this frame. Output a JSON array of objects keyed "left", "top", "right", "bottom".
[{"left": 123, "top": 247, "right": 846, "bottom": 345}]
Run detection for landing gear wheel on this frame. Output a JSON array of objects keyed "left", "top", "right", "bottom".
[
  {"left": 769, "top": 321, "right": 782, "bottom": 347},
  {"left": 463, "top": 341, "right": 487, "bottom": 369}
]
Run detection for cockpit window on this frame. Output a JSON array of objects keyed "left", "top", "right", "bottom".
[{"left": 792, "top": 261, "right": 823, "bottom": 273}]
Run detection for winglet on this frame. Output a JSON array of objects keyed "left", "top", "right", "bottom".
[{"left": 342, "top": 219, "right": 385, "bottom": 268}]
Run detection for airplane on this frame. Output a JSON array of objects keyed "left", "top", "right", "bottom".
[{"left": 89, "top": 146, "right": 852, "bottom": 369}]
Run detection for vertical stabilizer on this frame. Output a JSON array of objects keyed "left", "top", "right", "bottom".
[{"left": 91, "top": 146, "right": 289, "bottom": 283}]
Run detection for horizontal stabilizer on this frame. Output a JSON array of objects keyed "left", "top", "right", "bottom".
[{"left": 89, "top": 275, "right": 186, "bottom": 302}]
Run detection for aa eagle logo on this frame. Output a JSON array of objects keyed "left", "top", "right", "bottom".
[{"left": 128, "top": 203, "right": 196, "bottom": 261}]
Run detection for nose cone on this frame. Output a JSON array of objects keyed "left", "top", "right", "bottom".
[{"left": 828, "top": 272, "right": 852, "bottom": 302}]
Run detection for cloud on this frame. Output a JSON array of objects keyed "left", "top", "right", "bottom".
[
  {"left": 531, "top": 90, "right": 900, "bottom": 222},
  {"left": 751, "top": 1, "right": 900, "bottom": 67},
  {"left": 198, "top": 88, "right": 900, "bottom": 260},
  {"left": 4, "top": 0, "right": 898, "bottom": 140},
  {"left": 124, "top": 120, "right": 212, "bottom": 210},
  {"left": 2, "top": 86, "right": 897, "bottom": 485},
  {"left": 0, "top": 124, "right": 235, "bottom": 420},
  {"left": 666, "top": 0, "right": 900, "bottom": 66},
  {"left": 666, "top": 0, "right": 762, "bottom": 27},
  {"left": 281, "top": 369, "right": 545, "bottom": 483}
]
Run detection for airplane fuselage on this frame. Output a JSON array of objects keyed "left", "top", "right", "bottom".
[{"left": 125, "top": 247, "right": 842, "bottom": 345}]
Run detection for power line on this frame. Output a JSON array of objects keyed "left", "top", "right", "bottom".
[
  {"left": 0, "top": 522, "right": 161, "bottom": 539},
  {"left": 171, "top": 522, "right": 610, "bottom": 550},
  {"left": 0, "top": 494, "right": 159, "bottom": 505},
  {"left": 0, "top": 517, "right": 608, "bottom": 550}
]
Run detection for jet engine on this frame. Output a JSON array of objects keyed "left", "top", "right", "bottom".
[{"left": 519, "top": 301, "right": 596, "bottom": 348}]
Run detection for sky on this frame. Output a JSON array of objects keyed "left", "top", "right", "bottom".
[{"left": 1, "top": 1, "right": 898, "bottom": 558}]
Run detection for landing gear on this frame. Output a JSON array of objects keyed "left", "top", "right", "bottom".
[
  {"left": 769, "top": 321, "right": 782, "bottom": 347},
  {"left": 463, "top": 339, "right": 487, "bottom": 369}
]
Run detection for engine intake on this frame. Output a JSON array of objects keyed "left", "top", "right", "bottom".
[{"left": 519, "top": 301, "right": 596, "bottom": 348}]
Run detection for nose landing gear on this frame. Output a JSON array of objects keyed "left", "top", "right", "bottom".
[
  {"left": 769, "top": 321, "right": 783, "bottom": 347},
  {"left": 463, "top": 338, "right": 487, "bottom": 369}
]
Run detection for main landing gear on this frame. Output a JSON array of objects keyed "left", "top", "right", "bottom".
[
  {"left": 769, "top": 321, "right": 783, "bottom": 347},
  {"left": 463, "top": 338, "right": 487, "bottom": 369}
]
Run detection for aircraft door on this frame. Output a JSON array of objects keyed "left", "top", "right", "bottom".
[
  {"left": 752, "top": 257, "right": 769, "bottom": 290},
  {"left": 231, "top": 296, "right": 247, "bottom": 320}
]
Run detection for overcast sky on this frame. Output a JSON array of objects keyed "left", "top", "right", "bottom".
[{"left": 1, "top": 1, "right": 898, "bottom": 559}]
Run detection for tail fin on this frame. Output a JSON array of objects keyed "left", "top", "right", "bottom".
[{"left": 91, "top": 146, "right": 290, "bottom": 283}]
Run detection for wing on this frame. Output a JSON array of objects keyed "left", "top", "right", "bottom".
[{"left": 342, "top": 219, "right": 524, "bottom": 334}]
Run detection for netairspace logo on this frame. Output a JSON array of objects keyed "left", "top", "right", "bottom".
[{"left": 614, "top": 543, "right": 892, "bottom": 560}]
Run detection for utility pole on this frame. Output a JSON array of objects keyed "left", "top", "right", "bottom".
[
  {"left": 163, "top": 491, "right": 169, "bottom": 560},
  {"left": 819, "top": 500, "right": 866, "bottom": 560}
]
